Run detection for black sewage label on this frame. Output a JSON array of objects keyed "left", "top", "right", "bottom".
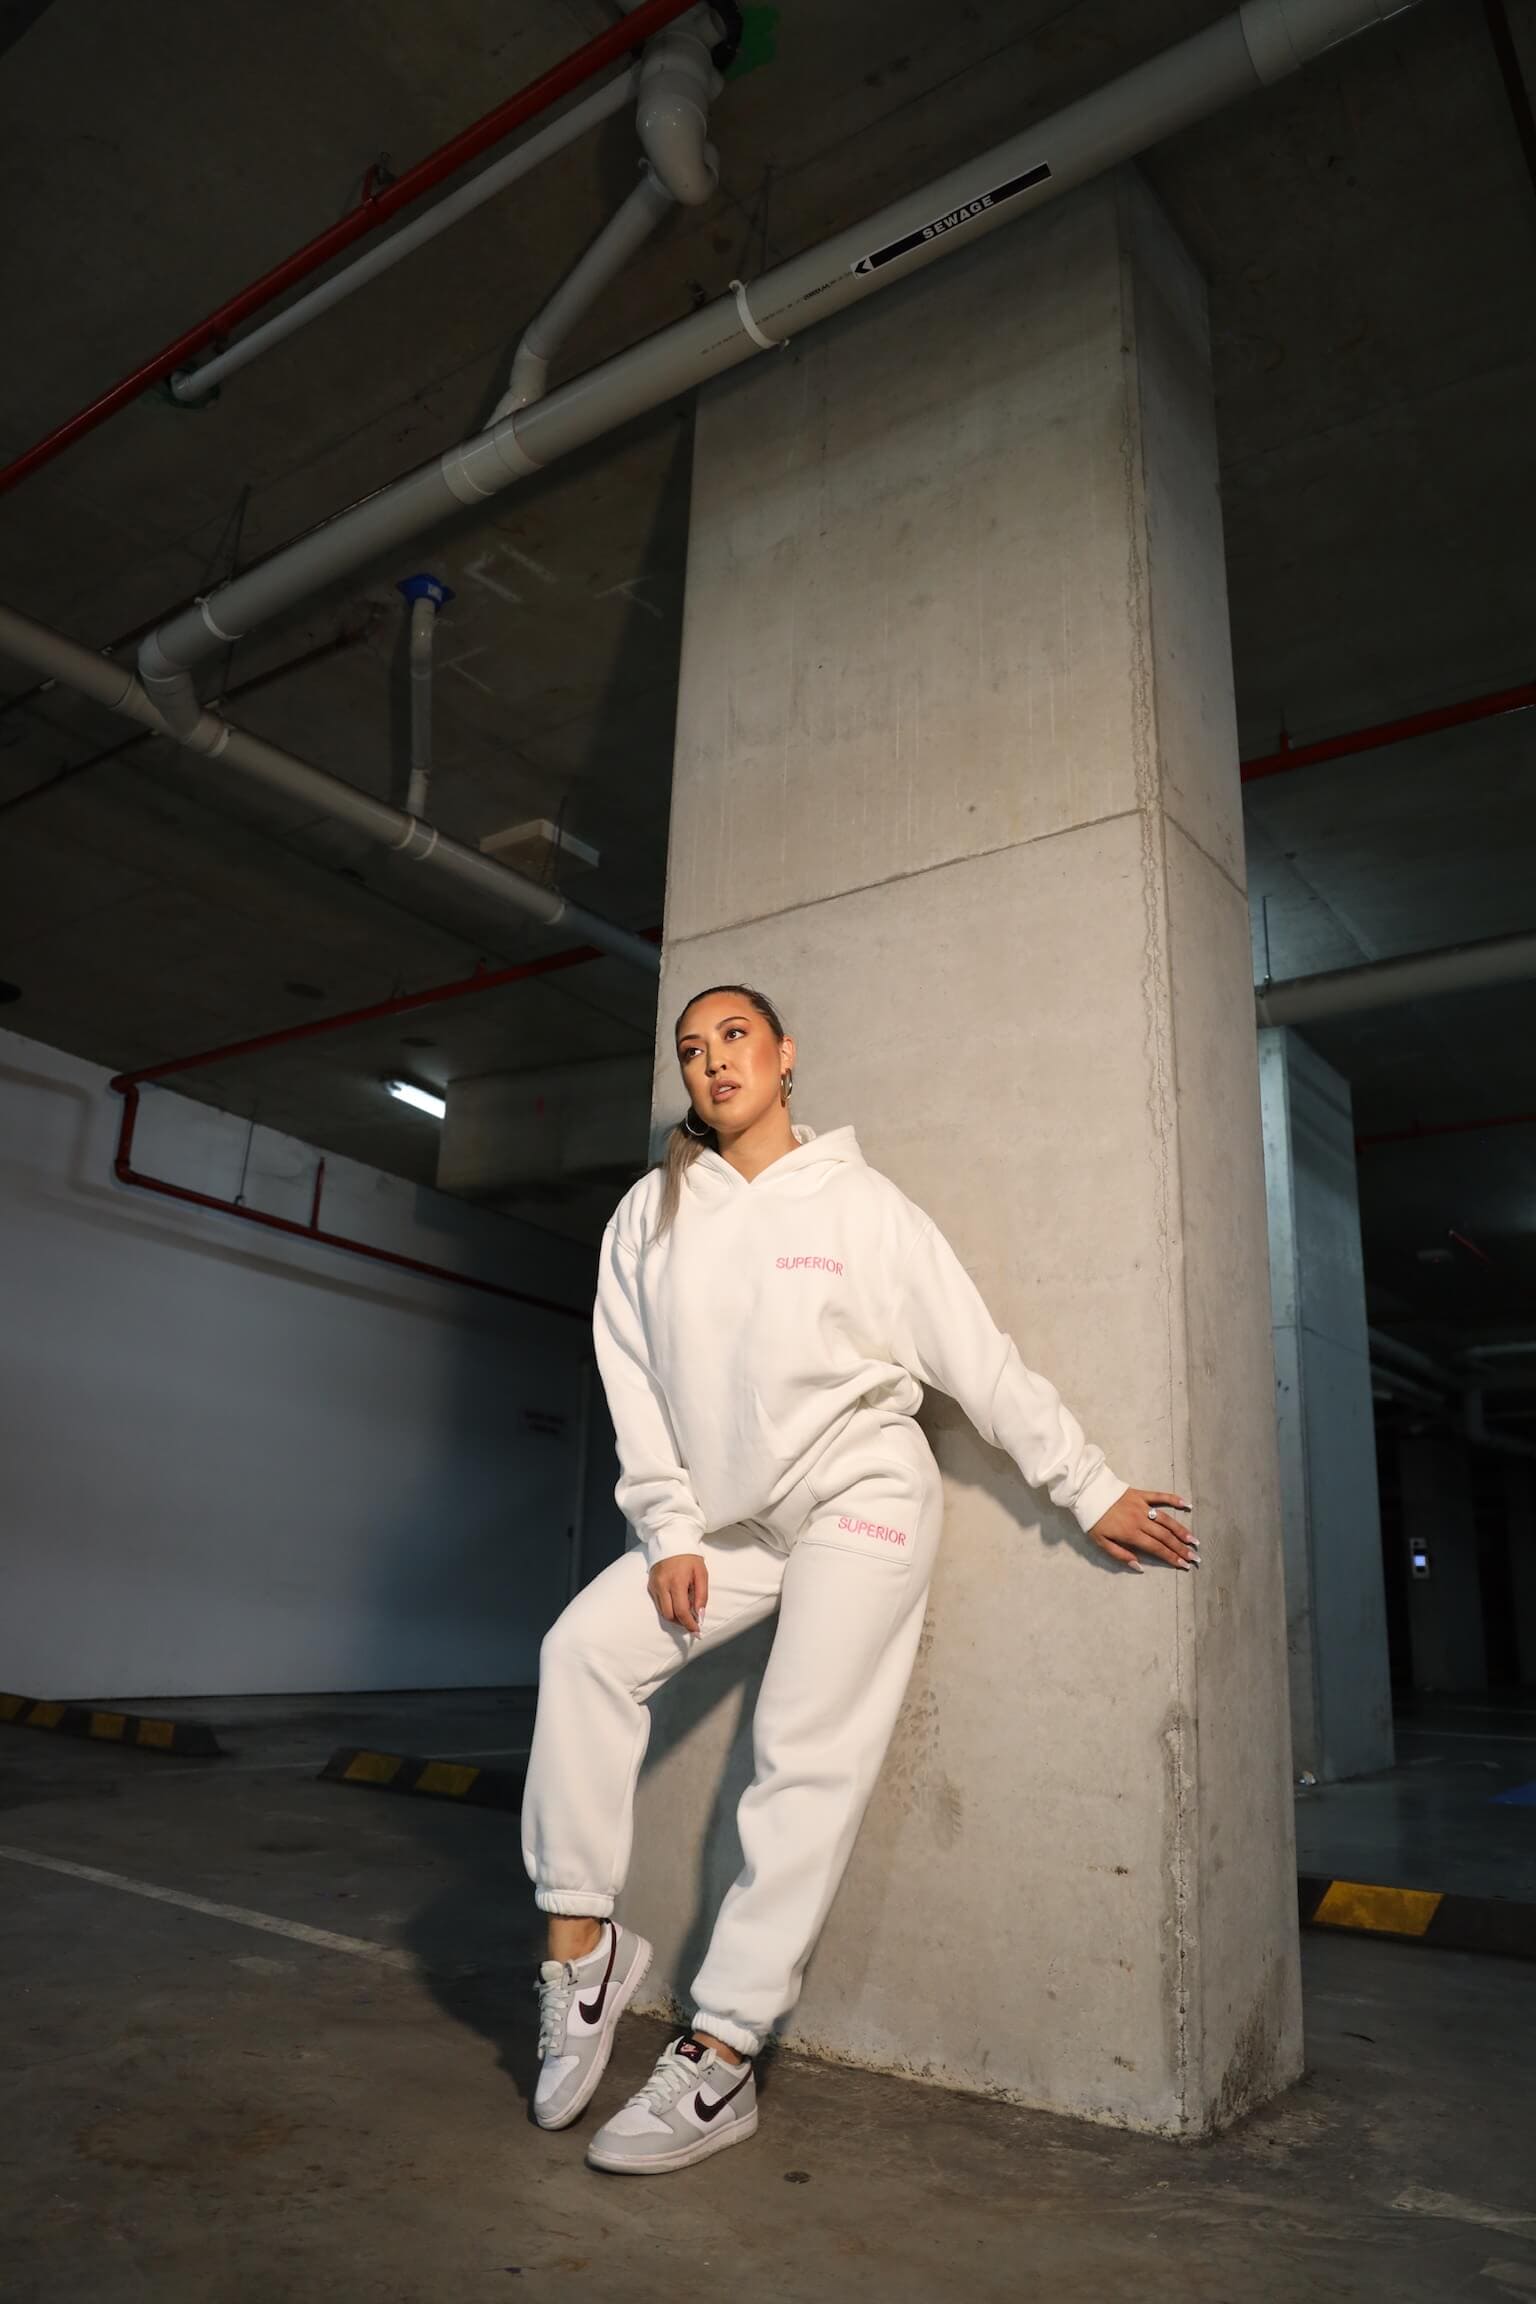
[{"left": 851, "top": 162, "right": 1053, "bottom": 277}]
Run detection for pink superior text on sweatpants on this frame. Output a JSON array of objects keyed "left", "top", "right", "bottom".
[{"left": 837, "top": 1515, "right": 909, "bottom": 1548}]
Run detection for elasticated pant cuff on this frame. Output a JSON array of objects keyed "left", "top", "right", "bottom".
[
  {"left": 692, "top": 2008, "right": 763, "bottom": 2057},
  {"left": 535, "top": 1890, "right": 615, "bottom": 1917}
]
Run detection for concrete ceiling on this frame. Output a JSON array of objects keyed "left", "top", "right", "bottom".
[{"left": 1, "top": 0, "right": 1533, "bottom": 1346}]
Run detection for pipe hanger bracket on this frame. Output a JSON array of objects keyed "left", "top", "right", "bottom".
[{"left": 729, "top": 277, "right": 785, "bottom": 350}]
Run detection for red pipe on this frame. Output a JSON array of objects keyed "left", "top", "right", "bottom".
[
  {"left": 111, "top": 934, "right": 659, "bottom": 1090},
  {"left": 113, "top": 1084, "right": 584, "bottom": 1317},
  {"left": 0, "top": 0, "right": 697, "bottom": 497},
  {"left": 109, "top": 929, "right": 661, "bottom": 1310},
  {"left": 1356, "top": 1110, "right": 1536, "bottom": 1151},
  {"left": 1241, "top": 680, "right": 1536, "bottom": 784}
]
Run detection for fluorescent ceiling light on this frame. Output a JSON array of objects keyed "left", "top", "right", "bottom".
[{"left": 385, "top": 1078, "right": 446, "bottom": 1121}]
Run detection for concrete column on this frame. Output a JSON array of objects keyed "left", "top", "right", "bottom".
[
  {"left": 625, "top": 171, "right": 1300, "bottom": 2135},
  {"left": 1258, "top": 1028, "right": 1393, "bottom": 1780},
  {"left": 1400, "top": 1433, "right": 1488, "bottom": 1692},
  {"left": 1502, "top": 1455, "right": 1536, "bottom": 1689}
]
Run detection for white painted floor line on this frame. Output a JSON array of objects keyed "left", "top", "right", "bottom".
[
  {"left": 0, "top": 1845, "right": 414, "bottom": 1969},
  {"left": 1396, "top": 1726, "right": 1536, "bottom": 1746}
]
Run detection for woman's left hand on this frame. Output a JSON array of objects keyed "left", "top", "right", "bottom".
[{"left": 1086, "top": 1488, "right": 1197, "bottom": 1573}]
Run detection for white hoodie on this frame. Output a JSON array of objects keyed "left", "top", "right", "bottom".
[{"left": 592, "top": 1124, "right": 1129, "bottom": 1567}]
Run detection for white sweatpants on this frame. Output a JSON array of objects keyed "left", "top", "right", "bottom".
[{"left": 521, "top": 1408, "right": 944, "bottom": 2056}]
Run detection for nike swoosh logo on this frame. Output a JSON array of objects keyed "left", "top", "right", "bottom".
[
  {"left": 694, "top": 2066, "right": 752, "bottom": 2123},
  {"left": 577, "top": 1925, "right": 618, "bottom": 2024}
]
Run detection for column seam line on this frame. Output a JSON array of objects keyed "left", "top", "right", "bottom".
[
  {"left": 666, "top": 795, "right": 1250, "bottom": 950},
  {"left": 664, "top": 802, "right": 1227, "bottom": 946},
  {"left": 1117, "top": 173, "right": 1196, "bottom": 2136}
]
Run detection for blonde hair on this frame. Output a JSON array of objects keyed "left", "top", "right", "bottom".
[{"left": 652, "top": 983, "right": 790, "bottom": 1239}]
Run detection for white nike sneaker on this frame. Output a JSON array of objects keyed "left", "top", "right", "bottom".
[
  {"left": 585, "top": 2033, "right": 758, "bottom": 2175},
  {"left": 533, "top": 1919, "right": 653, "bottom": 2130}
]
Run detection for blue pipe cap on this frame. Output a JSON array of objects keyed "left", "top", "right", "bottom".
[{"left": 396, "top": 574, "right": 455, "bottom": 608}]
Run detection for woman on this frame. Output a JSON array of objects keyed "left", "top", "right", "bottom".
[{"left": 522, "top": 983, "right": 1196, "bottom": 2176}]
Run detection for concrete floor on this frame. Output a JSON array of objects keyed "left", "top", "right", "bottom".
[
  {"left": 1295, "top": 1695, "right": 1536, "bottom": 1901},
  {"left": 4, "top": 1693, "right": 1536, "bottom": 2303}
]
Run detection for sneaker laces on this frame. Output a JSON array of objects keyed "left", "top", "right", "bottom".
[
  {"left": 634, "top": 2038, "right": 714, "bottom": 2116},
  {"left": 535, "top": 1966, "right": 574, "bottom": 2059}
]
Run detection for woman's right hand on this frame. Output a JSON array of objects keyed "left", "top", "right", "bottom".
[{"left": 648, "top": 1554, "right": 708, "bottom": 1636}]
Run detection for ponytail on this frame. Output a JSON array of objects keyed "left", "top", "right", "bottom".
[{"left": 654, "top": 1115, "right": 715, "bottom": 1240}]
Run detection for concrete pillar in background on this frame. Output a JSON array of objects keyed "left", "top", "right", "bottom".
[
  {"left": 623, "top": 171, "right": 1300, "bottom": 2135},
  {"left": 1258, "top": 1027, "right": 1393, "bottom": 1780},
  {"left": 1504, "top": 1455, "right": 1536, "bottom": 1689},
  {"left": 1400, "top": 1433, "right": 1487, "bottom": 1692}
]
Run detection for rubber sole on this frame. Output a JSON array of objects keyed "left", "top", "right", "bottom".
[
  {"left": 586, "top": 2104, "right": 759, "bottom": 2175},
  {"left": 534, "top": 1931, "right": 654, "bottom": 2132}
]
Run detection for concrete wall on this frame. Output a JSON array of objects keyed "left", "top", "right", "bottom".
[
  {"left": 624, "top": 174, "right": 1300, "bottom": 2135},
  {"left": 0, "top": 1022, "right": 608, "bottom": 1700},
  {"left": 1259, "top": 1027, "right": 1392, "bottom": 1780}
]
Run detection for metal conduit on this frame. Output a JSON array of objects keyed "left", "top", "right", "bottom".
[{"left": 1255, "top": 930, "right": 1536, "bottom": 1027}]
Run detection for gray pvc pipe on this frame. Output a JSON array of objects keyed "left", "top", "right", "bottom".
[
  {"left": 169, "top": 71, "right": 640, "bottom": 407},
  {"left": 1465, "top": 1389, "right": 1536, "bottom": 1462},
  {"left": 136, "top": 0, "right": 1418, "bottom": 724},
  {"left": 1255, "top": 931, "right": 1536, "bottom": 1026},
  {"left": 495, "top": 165, "right": 678, "bottom": 421},
  {"left": 406, "top": 596, "right": 436, "bottom": 818},
  {"left": 0, "top": 602, "right": 660, "bottom": 975}
]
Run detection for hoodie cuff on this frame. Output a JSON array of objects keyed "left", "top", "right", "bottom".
[
  {"left": 1071, "top": 1464, "right": 1130, "bottom": 1537},
  {"left": 642, "top": 1521, "right": 708, "bottom": 1569}
]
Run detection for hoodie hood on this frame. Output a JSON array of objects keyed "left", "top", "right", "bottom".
[{"left": 687, "top": 1123, "right": 866, "bottom": 1208}]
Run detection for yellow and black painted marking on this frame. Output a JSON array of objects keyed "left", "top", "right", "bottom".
[
  {"left": 1299, "top": 1875, "right": 1536, "bottom": 1963},
  {"left": 0, "top": 1690, "right": 222, "bottom": 1758},
  {"left": 321, "top": 1748, "right": 526, "bottom": 1812}
]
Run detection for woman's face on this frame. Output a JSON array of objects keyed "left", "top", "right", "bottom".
[{"left": 675, "top": 995, "right": 795, "bottom": 1140}]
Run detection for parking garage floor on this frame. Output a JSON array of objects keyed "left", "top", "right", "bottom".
[
  {"left": 4, "top": 1691, "right": 1534, "bottom": 2303},
  {"left": 1295, "top": 1694, "right": 1536, "bottom": 1903}
]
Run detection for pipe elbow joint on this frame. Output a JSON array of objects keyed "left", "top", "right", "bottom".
[
  {"left": 496, "top": 346, "right": 550, "bottom": 420},
  {"left": 136, "top": 634, "right": 203, "bottom": 738},
  {"left": 639, "top": 101, "right": 720, "bottom": 204},
  {"left": 637, "top": 29, "right": 723, "bottom": 206}
]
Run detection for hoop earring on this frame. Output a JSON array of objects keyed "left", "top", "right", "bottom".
[
  {"left": 682, "top": 1109, "right": 712, "bottom": 1141},
  {"left": 780, "top": 1068, "right": 794, "bottom": 1103}
]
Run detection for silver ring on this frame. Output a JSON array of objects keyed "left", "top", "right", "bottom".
[{"left": 1148, "top": 1506, "right": 1159, "bottom": 1519}]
